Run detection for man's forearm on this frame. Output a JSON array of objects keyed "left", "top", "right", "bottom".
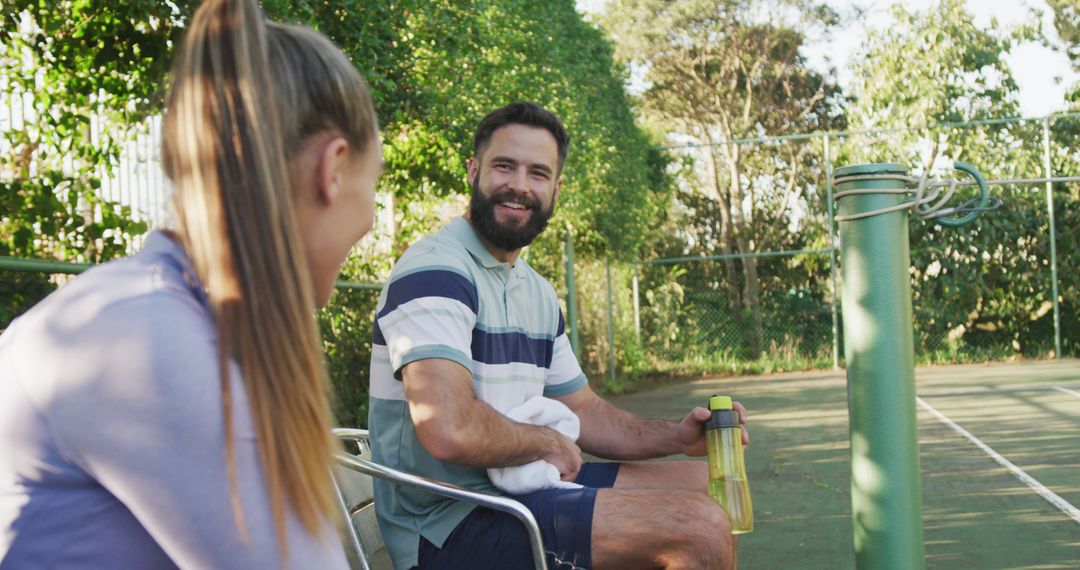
[
  {"left": 428, "top": 395, "right": 565, "bottom": 468},
  {"left": 403, "top": 358, "right": 569, "bottom": 468},
  {"left": 575, "top": 397, "right": 681, "bottom": 460}
]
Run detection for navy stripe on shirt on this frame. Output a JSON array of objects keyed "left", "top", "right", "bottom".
[
  {"left": 377, "top": 326, "right": 556, "bottom": 369},
  {"left": 372, "top": 319, "right": 385, "bottom": 345},
  {"left": 471, "top": 328, "right": 554, "bottom": 368},
  {"left": 377, "top": 269, "right": 479, "bottom": 320}
]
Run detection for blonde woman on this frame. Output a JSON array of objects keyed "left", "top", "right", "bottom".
[{"left": 0, "top": 0, "right": 381, "bottom": 566}]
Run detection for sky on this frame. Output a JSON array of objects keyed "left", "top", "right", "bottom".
[{"left": 577, "top": 0, "right": 1079, "bottom": 118}]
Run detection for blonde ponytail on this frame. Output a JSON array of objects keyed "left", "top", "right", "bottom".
[{"left": 161, "top": 0, "right": 376, "bottom": 551}]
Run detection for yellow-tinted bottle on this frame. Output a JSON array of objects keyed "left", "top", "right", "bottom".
[{"left": 705, "top": 395, "right": 753, "bottom": 534}]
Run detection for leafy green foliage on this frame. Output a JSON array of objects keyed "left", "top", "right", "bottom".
[
  {"left": 0, "top": 1, "right": 176, "bottom": 262},
  {"left": 594, "top": 0, "right": 1078, "bottom": 382},
  {"left": 265, "top": 1, "right": 668, "bottom": 408},
  {"left": 841, "top": 0, "right": 1075, "bottom": 358},
  {"left": 5, "top": 0, "right": 1074, "bottom": 418},
  {"left": 0, "top": 272, "right": 55, "bottom": 332},
  {"left": 600, "top": 0, "right": 845, "bottom": 358},
  {"left": 1047, "top": 0, "right": 1080, "bottom": 75},
  {"left": 319, "top": 288, "right": 381, "bottom": 429},
  {"left": 846, "top": 0, "right": 1026, "bottom": 130},
  {"left": 1046, "top": 0, "right": 1080, "bottom": 356},
  {"left": 2, "top": 0, "right": 665, "bottom": 424}
]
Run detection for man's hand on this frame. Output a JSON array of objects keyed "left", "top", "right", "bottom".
[
  {"left": 556, "top": 386, "right": 749, "bottom": 461},
  {"left": 540, "top": 429, "right": 583, "bottom": 482},
  {"left": 676, "top": 400, "right": 749, "bottom": 457}
]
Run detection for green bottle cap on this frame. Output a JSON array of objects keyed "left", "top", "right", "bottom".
[{"left": 709, "top": 395, "right": 733, "bottom": 411}]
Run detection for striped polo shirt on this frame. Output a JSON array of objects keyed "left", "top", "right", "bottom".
[{"left": 367, "top": 217, "right": 587, "bottom": 570}]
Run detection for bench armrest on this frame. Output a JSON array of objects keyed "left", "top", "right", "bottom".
[{"left": 332, "top": 428, "right": 548, "bottom": 570}]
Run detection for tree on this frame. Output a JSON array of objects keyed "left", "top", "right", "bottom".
[
  {"left": 376, "top": 0, "right": 664, "bottom": 262},
  {"left": 1047, "top": 0, "right": 1079, "bottom": 79},
  {"left": 1046, "top": 0, "right": 1080, "bottom": 356},
  {"left": 0, "top": 1, "right": 176, "bottom": 262},
  {"left": 844, "top": 0, "right": 1064, "bottom": 358},
  {"left": 1, "top": 0, "right": 668, "bottom": 420},
  {"left": 600, "top": 0, "right": 845, "bottom": 358}
]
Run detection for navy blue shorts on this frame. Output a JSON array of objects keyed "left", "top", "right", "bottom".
[{"left": 415, "top": 462, "right": 620, "bottom": 570}]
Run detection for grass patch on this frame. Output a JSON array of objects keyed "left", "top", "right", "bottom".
[{"left": 595, "top": 351, "right": 835, "bottom": 397}]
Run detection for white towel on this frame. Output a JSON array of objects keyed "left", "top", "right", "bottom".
[{"left": 488, "top": 396, "right": 584, "bottom": 494}]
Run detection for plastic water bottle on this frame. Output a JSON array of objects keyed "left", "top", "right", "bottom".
[{"left": 705, "top": 394, "right": 753, "bottom": 533}]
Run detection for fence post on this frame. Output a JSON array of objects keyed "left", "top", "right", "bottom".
[
  {"left": 605, "top": 257, "right": 617, "bottom": 385},
  {"left": 825, "top": 133, "right": 840, "bottom": 370},
  {"left": 564, "top": 232, "right": 580, "bottom": 360},
  {"left": 632, "top": 262, "right": 641, "bottom": 344},
  {"left": 1042, "top": 117, "right": 1062, "bottom": 358},
  {"left": 834, "top": 163, "right": 926, "bottom": 570}
]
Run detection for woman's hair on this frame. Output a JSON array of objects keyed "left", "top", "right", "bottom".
[{"left": 160, "top": 0, "right": 376, "bottom": 549}]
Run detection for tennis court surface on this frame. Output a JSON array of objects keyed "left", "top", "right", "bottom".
[{"left": 608, "top": 359, "right": 1080, "bottom": 569}]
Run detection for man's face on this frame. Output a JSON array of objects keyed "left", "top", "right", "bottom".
[{"left": 467, "top": 124, "right": 562, "bottom": 252}]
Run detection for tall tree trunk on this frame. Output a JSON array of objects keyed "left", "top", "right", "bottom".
[
  {"left": 721, "top": 143, "right": 764, "bottom": 359},
  {"left": 703, "top": 137, "right": 738, "bottom": 305}
]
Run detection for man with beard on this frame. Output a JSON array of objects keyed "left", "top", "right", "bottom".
[{"left": 367, "top": 102, "right": 745, "bottom": 570}]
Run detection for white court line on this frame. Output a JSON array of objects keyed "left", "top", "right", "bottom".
[
  {"left": 1054, "top": 386, "right": 1080, "bottom": 400},
  {"left": 916, "top": 396, "right": 1080, "bottom": 525},
  {"left": 918, "top": 384, "right": 1080, "bottom": 398}
]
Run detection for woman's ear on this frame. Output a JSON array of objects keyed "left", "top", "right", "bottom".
[{"left": 316, "top": 136, "right": 351, "bottom": 206}]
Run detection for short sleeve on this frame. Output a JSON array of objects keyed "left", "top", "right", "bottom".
[
  {"left": 374, "top": 258, "right": 479, "bottom": 380},
  {"left": 543, "top": 310, "right": 587, "bottom": 397}
]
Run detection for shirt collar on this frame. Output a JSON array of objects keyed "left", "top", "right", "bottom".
[
  {"left": 447, "top": 217, "right": 506, "bottom": 270},
  {"left": 140, "top": 230, "right": 210, "bottom": 309}
]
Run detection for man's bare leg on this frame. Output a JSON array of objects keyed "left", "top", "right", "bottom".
[
  {"left": 582, "top": 460, "right": 735, "bottom": 569},
  {"left": 613, "top": 459, "right": 708, "bottom": 491},
  {"left": 590, "top": 487, "right": 734, "bottom": 570}
]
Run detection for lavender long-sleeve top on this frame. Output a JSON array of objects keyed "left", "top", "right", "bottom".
[{"left": 0, "top": 232, "right": 348, "bottom": 569}]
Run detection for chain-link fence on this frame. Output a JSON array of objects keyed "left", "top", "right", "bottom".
[
  {"left": 577, "top": 113, "right": 1079, "bottom": 384},
  {"left": 4, "top": 112, "right": 1077, "bottom": 407},
  {"left": 636, "top": 249, "right": 837, "bottom": 364}
]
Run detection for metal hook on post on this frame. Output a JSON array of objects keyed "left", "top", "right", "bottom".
[{"left": 923, "top": 161, "right": 991, "bottom": 228}]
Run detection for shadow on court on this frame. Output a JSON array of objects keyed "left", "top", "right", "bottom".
[{"left": 607, "top": 359, "right": 1080, "bottom": 569}]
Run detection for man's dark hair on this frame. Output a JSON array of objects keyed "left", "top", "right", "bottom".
[{"left": 473, "top": 102, "right": 570, "bottom": 173}]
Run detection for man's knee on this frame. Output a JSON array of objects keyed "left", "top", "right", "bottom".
[
  {"left": 592, "top": 489, "right": 736, "bottom": 569},
  {"left": 686, "top": 497, "right": 733, "bottom": 543},
  {"left": 675, "top": 496, "right": 735, "bottom": 569}
]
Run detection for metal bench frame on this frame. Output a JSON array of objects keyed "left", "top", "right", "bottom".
[{"left": 332, "top": 428, "right": 548, "bottom": 570}]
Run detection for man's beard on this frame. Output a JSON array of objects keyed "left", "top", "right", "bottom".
[{"left": 469, "top": 175, "right": 555, "bottom": 252}]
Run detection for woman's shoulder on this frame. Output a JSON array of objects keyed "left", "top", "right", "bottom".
[{"left": 2, "top": 232, "right": 221, "bottom": 414}]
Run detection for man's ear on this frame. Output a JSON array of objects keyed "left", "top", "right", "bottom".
[
  {"left": 553, "top": 176, "right": 563, "bottom": 203},
  {"left": 316, "top": 137, "right": 351, "bottom": 206},
  {"left": 466, "top": 156, "right": 479, "bottom": 183}
]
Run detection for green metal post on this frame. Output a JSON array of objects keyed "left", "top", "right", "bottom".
[
  {"left": 564, "top": 232, "right": 581, "bottom": 359},
  {"left": 1042, "top": 118, "right": 1062, "bottom": 358},
  {"left": 605, "top": 258, "right": 617, "bottom": 384},
  {"left": 0, "top": 256, "right": 382, "bottom": 291},
  {"left": 0, "top": 256, "right": 91, "bottom": 274},
  {"left": 834, "top": 163, "right": 926, "bottom": 570},
  {"left": 825, "top": 134, "right": 840, "bottom": 370}
]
